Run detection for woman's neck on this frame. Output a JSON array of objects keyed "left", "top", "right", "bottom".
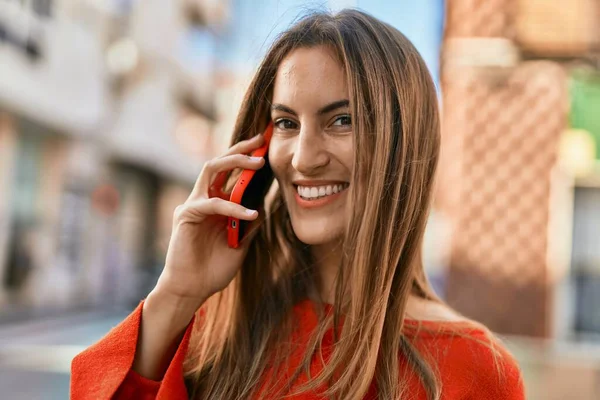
[
  {"left": 309, "top": 245, "right": 463, "bottom": 323},
  {"left": 310, "top": 243, "right": 342, "bottom": 305}
]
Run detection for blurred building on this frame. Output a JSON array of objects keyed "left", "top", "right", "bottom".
[
  {"left": 0, "top": 0, "right": 229, "bottom": 312},
  {"left": 438, "top": 0, "right": 600, "bottom": 398}
]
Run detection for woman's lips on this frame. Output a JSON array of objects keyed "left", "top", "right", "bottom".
[{"left": 293, "top": 186, "right": 348, "bottom": 209}]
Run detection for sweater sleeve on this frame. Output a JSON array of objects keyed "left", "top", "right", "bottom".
[
  {"left": 113, "top": 370, "right": 161, "bottom": 400},
  {"left": 70, "top": 300, "right": 195, "bottom": 400}
]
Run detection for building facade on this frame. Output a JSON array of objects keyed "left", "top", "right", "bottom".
[{"left": 0, "top": 0, "right": 229, "bottom": 312}]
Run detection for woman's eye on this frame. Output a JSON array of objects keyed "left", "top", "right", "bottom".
[
  {"left": 275, "top": 119, "right": 297, "bottom": 130},
  {"left": 332, "top": 115, "right": 352, "bottom": 126}
]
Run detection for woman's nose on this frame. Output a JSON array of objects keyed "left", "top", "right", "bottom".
[{"left": 291, "top": 126, "right": 330, "bottom": 174}]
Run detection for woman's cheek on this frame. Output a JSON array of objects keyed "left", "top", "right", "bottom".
[{"left": 268, "top": 139, "right": 290, "bottom": 178}]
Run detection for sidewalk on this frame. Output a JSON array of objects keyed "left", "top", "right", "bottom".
[
  {"left": 505, "top": 335, "right": 600, "bottom": 400},
  {"left": 0, "top": 309, "right": 130, "bottom": 400},
  {"left": 0, "top": 308, "right": 129, "bottom": 373}
]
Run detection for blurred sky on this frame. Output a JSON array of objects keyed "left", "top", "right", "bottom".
[{"left": 210, "top": 0, "right": 444, "bottom": 86}]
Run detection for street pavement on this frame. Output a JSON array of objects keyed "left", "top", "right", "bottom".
[{"left": 0, "top": 308, "right": 130, "bottom": 400}]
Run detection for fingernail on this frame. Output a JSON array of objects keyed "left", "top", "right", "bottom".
[
  {"left": 250, "top": 156, "right": 263, "bottom": 162},
  {"left": 246, "top": 209, "right": 257, "bottom": 215}
]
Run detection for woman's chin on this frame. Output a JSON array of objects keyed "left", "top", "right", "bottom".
[{"left": 291, "top": 221, "right": 344, "bottom": 246}]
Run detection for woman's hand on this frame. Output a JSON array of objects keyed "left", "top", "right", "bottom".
[{"left": 153, "top": 134, "right": 266, "bottom": 311}]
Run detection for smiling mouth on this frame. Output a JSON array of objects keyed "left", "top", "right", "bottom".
[{"left": 294, "top": 183, "right": 350, "bottom": 200}]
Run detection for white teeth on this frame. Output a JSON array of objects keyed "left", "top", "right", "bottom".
[{"left": 296, "top": 183, "right": 348, "bottom": 200}]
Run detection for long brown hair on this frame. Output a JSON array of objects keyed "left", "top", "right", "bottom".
[{"left": 185, "top": 9, "right": 442, "bottom": 400}]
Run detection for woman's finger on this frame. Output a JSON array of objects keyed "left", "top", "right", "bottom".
[
  {"left": 190, "top": 154, "right": 265, "bottom": 200},
  {"left": 175, "top": 197, "right": 259, "bottom": 224},
  {"left": 223, "top": 134, "right": 264, "bottom": 157}
]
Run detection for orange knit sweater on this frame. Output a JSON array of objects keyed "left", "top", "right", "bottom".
[{"left": 70, "top": 300, "right": 524, "bottom": 400}]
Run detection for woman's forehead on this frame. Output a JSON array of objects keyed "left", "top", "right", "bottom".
[{"left": 273, "top": 46, "right": 348, "bottom": 107}]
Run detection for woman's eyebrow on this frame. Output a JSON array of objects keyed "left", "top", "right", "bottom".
[
  {"left": 271, "top": 103, "right": 297, "bottom": 116},
  {"left": 270, "top": 99, "right": 350, "bottom": 116},
  {"left": 317, "top": 99, "right": 349, "bottom": 115}
]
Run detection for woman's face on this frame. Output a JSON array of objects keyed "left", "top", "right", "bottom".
[{"left": 269, "top": 46, "right": 354, "bottom": 246}]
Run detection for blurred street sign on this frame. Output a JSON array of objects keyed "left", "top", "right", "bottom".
[{"left": 91, "top": 184, "right": 120, "bottom": 217}]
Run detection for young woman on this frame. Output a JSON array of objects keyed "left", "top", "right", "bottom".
[{"left": 71, "top": 9, "right": 524, "bottom": 400}]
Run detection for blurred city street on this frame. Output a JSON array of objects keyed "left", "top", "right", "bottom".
[{"left": 0, "top": 307, "right": 130, "bottom": 399}]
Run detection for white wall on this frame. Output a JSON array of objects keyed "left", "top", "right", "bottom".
[{"left": 0, "top": 2, "right": 109, "bottom": 134}]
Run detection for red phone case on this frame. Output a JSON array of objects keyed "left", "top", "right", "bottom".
[{"left": 208, "top": 123, "right": 273, "bottom": 249}]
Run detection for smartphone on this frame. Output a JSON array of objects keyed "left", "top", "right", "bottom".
[
  {"left": 228, "top": 122, "right": 274, "bottom": 248},
  {"left": 209, "top": 123, "right": 274, "bottom": 249}
]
